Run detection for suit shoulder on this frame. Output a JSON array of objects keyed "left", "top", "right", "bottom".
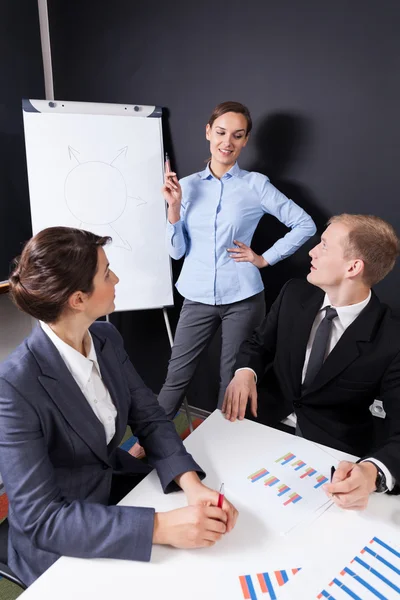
[
  {"left": 0, "top": 340, "right": 35, "bottom": 386},
  {"left": 281, "top": 278, "right": 315, "bottom": 296},
  {"left": 382, "top": 305, "right": 400, "bottom": 338},
  {"left": 90, "top": 321, "right": 124, "bottom": 347}
]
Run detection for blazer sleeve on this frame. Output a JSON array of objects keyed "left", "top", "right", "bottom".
[
  {"left": 104, "top": 323, "right": 205, "bottom": 493},
  {"left": 0, "top": 377, "right": 156, "bottom": 562},
  {"left": 364, "top": 349, "right": 400, "bottom": 489},
  {"left": 234, "top": 280, "right": 291, "bottom": 379}
]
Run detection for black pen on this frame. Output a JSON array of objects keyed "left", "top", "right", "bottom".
[{"left": 330, "top": 465, "right": 336, "bottom": 482}]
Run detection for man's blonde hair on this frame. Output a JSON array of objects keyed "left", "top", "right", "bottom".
[{"left": 328, "top": 214, "right": 399, "bottom": 286}]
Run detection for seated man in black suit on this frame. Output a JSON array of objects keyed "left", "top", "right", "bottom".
[{"left": 222, "top": 214, "right": 400, "bottom": 510}]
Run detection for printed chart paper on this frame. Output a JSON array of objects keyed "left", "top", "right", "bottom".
[
  {"left": 225, "top": 438, "right": 337, "bottom": 534},
  {"left": 316, "top": 535, "right": 400, "bottom": 599},
  {"left": 239, "top": 568, "right": 302, "bottom": 599}
]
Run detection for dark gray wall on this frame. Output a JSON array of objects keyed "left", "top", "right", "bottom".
[
  {"left": 46, "top": 1, "right": 400, "bottom": 409},
  {"left": 0, "top": 2, "right": 44, "bottom": 281}
]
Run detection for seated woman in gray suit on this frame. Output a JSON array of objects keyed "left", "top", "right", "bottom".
[{"left": 0, "top": 226, "right": 238, "bottom": 586}]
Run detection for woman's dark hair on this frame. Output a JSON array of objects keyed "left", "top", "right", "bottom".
[
  {"left": 9, "top": 227, "right": 111, "bottom": 322},
  {"left": 207, "top": 101, "right": 252, "bottom": 135}
]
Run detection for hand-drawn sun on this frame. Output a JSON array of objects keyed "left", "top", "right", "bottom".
[{"left": 65, "top": 146, "right": 146, "bottom": 250}]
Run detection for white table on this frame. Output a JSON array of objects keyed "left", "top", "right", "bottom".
[{"left": 20, "top": 410, "right": 400, "bottom": 599}]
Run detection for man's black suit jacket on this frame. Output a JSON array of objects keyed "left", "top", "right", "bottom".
[{"left": 235, "top": 279, "right": 400, "bottom": 485}]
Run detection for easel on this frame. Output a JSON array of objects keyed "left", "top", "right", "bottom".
[{"left": 36, "top": 3, "right": 194, "bottom": 432}]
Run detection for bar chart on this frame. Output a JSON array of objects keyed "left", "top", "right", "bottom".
[
  {"left": 248, "top": 467, "right": 303, "bottom": 506},
  {"left": 317, "top": 536, "right": 400, "bottom": 599},
  {"left": 239, "top": 568, "right": 302, "bottom": 600}
]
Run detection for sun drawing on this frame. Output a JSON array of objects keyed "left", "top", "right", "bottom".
[{"left": 65, "top": 146, "right": 146, "bottom": 250}]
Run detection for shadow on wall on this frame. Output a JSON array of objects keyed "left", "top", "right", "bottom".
[
  {"left": 249, "top": 111, "right": 330, "bottom": 312},
  {"left": 188, "top": 111, "right": 330, "bottom": 412}
]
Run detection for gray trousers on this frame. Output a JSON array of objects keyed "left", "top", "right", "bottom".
[{"left": 158, "top": 292, "right": 266, "bottom": 419}]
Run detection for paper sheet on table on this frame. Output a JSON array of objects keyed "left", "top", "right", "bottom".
[
  {"left": 277, "top": 522, "right": 400, "bottom": 600},
  {"left": 224, "top": 436, "right": 338, "bottom": 535}
]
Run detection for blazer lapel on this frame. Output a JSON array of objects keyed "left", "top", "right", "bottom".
[
  {"left": 289, "top": 288, "right": 324, "bottom": 396},
  {"left": 28, "top": 326, "right": 110, "bottom": 465},
  {"left": 302, "top": 292, "right": 384, "bottom": 396},
  {"left": 92, "top": 333, "right": 129, "bottom": 453}
]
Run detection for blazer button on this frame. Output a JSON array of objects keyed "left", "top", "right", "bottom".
[
  {"left": 293, "top": 401, "right": 302, "bottom": 408},
  {"left": 102, "top": 464, "right": 110, "bottom": 470}
]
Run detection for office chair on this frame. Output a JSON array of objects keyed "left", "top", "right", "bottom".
[{"left": 0, "top": 518, "right": 26, "bottom": 590}]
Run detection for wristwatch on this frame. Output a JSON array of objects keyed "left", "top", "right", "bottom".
[{"left": 364, "top": 461, "right": 388, "bottom": 493}]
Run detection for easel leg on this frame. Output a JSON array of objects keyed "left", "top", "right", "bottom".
[{"left": 163, "top": 307, "right": 193, "bottom": 433}]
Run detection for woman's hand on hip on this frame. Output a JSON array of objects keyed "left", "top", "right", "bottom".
[{"left": 227, "top": 240, "right": 269, "bottom": 269}]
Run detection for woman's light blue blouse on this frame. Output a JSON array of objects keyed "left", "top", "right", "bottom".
[{"left": 166, "top": 162, "right": 316, "bottom": 305}]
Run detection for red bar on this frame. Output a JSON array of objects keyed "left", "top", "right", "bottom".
[
  {"left": 257, "top": 573, "right": 267, "bottom": 593},
  {"left": 239, "top": 575, "right": 250, "bottom": 599},
  {"left": 275, "top": 571, "right": 285, "bottom": 586},
  {"left": 283, "top": 493, "right": 300, "bottom": 506}
]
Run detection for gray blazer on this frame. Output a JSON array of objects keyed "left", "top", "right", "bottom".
[{"left": 0, "top": 322, "right": 203, "bottom": 586}]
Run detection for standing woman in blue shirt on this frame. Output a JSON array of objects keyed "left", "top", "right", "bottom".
[{"left": 160, "top": 101, "right": 316, "bottom": 419}]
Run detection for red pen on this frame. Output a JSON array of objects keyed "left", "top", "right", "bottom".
[{"left": 217, "top": 483, "right": 225, "bottom": 508}]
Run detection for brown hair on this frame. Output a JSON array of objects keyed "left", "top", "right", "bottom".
[
  {"left": 9, "top": 227, "right": 111, "bottom": 322},
  {"left": 328, "top": 214, "right": 399, "bottom": 286},
  {"left": 207, "top": 101, "right": 252, "bottom": 135}
]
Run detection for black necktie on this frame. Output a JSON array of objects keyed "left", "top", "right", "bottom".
[{"left": 303, "top": 306, "right": 338, "bottom": 389}]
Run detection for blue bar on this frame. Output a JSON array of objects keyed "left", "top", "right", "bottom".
[
  {"left": 261, "top": 572, "right": 276, "bottom": 600},
  {"left": 292, "top": 496, "right": 302, "bottom": 504},
  {"left": 363, "top": 545, "right": 400, "bottom": 576},
  {"left": 353, "top": 556, "right": 400, "bottom": 594},
  {"left": 294, "top": 464, "right": 304, "bottom": 470},
  {"left": 344, "top": 567, "right": 387, "bottom": 600},
  {"left": 282, "top": 455, "right": 296, "bottom": 465},
  {"left": 280, "top": 570, "right": 288, "bottom": 584},
  {"left": 314, "top": 481, "right": 325, "bottom": 489},
  {"left": 252, "top": 471, "right": 268, "bottom": 483},
  {"left": 245, "top": 575, "right": 258, "bottom": 600},
  {"left": 320, "top": 591, "right": 336, "bottom": 599},
  {"left": 268, "top": 479, "right": 279, "bottom": 487},
  {"left": 373, "top": 537, "right": 400, "bottom": 559},
  {"left": 278, "top": 488, "right": 290, "bottom": 496},
  {"left": 332, "top": 577, "right": 362, "bottom": 599}
]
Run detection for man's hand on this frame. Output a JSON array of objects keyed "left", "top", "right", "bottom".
[
  {"left": 323, "top": 460, "right": 377, "bottom": 510},
  {"left": 152, "top": 505, "right": 227, "bottom": 548},
  {"left": 222, "top": 370, "right": 257, "bottom": 422}
]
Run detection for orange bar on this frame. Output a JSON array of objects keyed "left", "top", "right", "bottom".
[
  {"left": 239, "top": 575, "right": 250, "bottom": 599},
  {"left": 275, "top": 570, "right": 285, "bottom": 586},
  {"left": 257, "top": 573, "right": 267, "bottom": 593}
]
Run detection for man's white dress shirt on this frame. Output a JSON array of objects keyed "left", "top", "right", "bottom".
[{"left": 238, "top": 291, "right": 394, "bottom": 490}]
